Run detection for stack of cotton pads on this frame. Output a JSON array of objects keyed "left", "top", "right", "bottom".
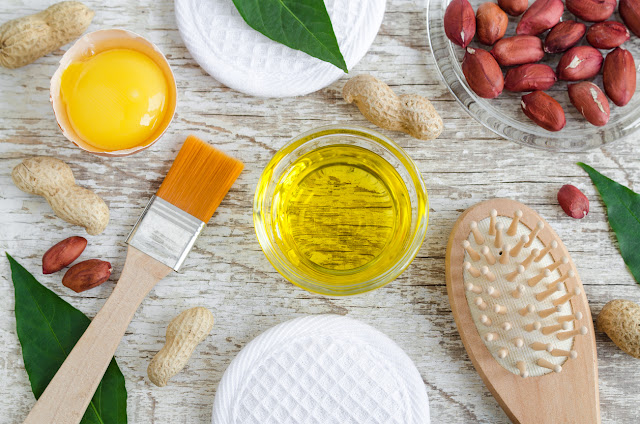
[
  {"left": 175, "top": 0, "right": 386, "bottom": 97},
  {"left": 212, "top": 315, "right": 430, "bottom": 423}
]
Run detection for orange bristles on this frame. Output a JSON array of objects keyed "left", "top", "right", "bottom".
[{"left": 156, "top": 135, "right": 243, "bottom": 223}]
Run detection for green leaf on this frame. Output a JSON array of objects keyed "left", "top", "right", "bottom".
[
  {"left": 232, "top": 0, "right": 348, "bottom": 72},
  {"left": 6, "top": 253, "right": 127, "bottom": 424},
  {"left": 578, "top": 163, "right": 640, "bottom": 285}
]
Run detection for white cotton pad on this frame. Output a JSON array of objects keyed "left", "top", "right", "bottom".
[
  {"left": 211, "top": 315, "right": 430, "bottom": 424},
  {"left": 175, "top": 0, "right": 386, "bottom": 97}
]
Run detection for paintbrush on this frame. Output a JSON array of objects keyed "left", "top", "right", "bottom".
[{"left": 22, "top": 135, "right": 244, "bottom": 424}]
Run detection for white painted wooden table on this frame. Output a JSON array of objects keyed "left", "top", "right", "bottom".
[{"left": 1, "top": 1, "right": 640, "bottom": 423}]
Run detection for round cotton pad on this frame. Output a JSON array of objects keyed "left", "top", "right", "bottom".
[
  {"left": 175, "top": 0, "right": 386, "bottom": 97},
  {"left": 212, "top": 315, "right": 430, "bottom": 424}
]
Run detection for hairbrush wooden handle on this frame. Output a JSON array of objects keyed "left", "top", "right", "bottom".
[
  {"left": 22, "top": 246, "right": 172, "bottom": 424},
  {"left": 446, "top": 198, "right": 600, "bottom": 424}
]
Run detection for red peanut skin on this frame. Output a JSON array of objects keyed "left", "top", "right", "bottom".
[
  {"left": 620, "top": 0, "right": 640, "bottom": 37},
  {"left": 491, "top": 36, "right": 545, "bottom": 66},
  {"left": 566, "top": 0, "right": 616, "bottom": 23},
  {"left": 568, "top": 82, "right": 611, "bottom": 127},
  {"left": 444, "top": 0, "right": 476, "bottom": 48},
  {"left": 558, "top": 185, "right": 590, "bottom": 219},
  {"left": 587, "top": 21, "right": 631, "bottom": 50},
  {"left": 498, "top": 0, "right": 528, "bottom": 16},
  {"left": 476, "top": 2, "right": 508, "bottom": 45},
  {"left": 516, "top": 0, "right": 564, "bottom": 36},
  {"left": 544, "top": 21, "right": 587, "bottom": 54},
  {"left": 42, "top": 236, "right": 87, "bottom": 274},
  {"left": 62, "top": 259, "right": 112, "bottom": 293},
  {"left": 556, "top": 46, "right": 603, "bottom": 81},
  {"left": 521, "top": 91, "right": 566, "bottom": 131},
  {"left": 603, "top": 47, "right": 637, "bottom": 107},
  {"left": 505, "top": 64, "right": 557, "bottom": 92},
  {"left": 462, "top": 47, "right": 504, "bottom": 99}
]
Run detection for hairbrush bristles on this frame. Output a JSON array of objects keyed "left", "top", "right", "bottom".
[
  {"left": 460, "top": 207, "right": 590, "bottom": 378},
  {"left": 156, "top": 135, "right": 244, "bottom": 223},
  {"left": 507, "top": 210, "right": 522, "bottom": 236}
]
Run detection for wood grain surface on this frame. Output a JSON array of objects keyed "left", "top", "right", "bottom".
[{"left": 1, "top": 1, "right": 640, "bottom": 423}]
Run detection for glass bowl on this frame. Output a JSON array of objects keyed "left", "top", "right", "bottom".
[
  {"left": 253, "top": 125, "right": 428, "bottom": 296},
  {"left": 426, "top": 1, "right": 640, "bottom": 152}
]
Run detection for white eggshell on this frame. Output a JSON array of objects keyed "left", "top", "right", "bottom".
[{"left": 50, "top": 29, "right": 177, "bottom": 157}]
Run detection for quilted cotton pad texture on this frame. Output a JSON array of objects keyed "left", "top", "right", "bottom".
[
  {"left": 212, "top": 315, "right": 430, "bottom": 424},
  {"left": 175, "top": 0, "right": 386, "bottom": 97}
]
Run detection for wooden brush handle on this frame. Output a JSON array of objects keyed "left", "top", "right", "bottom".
[{"left": 23, "top": 247, "right": 172, "bottom": 424}]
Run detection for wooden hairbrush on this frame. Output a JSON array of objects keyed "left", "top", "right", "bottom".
[{"left": 445, "top": 198, "right": 600, "bottom": 424}]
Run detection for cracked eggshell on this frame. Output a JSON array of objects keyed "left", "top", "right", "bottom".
[{"left": 50, "top": 29, "right": 177, "bottom": 157}]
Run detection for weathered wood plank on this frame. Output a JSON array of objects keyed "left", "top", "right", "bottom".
[{"left": 1, "top": 0, "right": 640, "bottom": 423}]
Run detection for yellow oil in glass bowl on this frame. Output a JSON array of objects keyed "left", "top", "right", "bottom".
[{"left": 254, "top": 126, "right": 428, "bottom": 296}]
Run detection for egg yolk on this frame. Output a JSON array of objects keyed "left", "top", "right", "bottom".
[{"left": 60, "top": 49, "right": 169, "bottom": 151}]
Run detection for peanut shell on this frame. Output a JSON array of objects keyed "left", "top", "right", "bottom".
[
  {"left": 12, "top": 157, "right": 109, "bottom": 235},
  {"left": 342, "top": 74, "right": 443, "bottom": 140},
  {"left": 597, "top": 300, "right": 640, "bottom": 359},
  {"left": 0, "top": 1, "right": 94, "bottom": 68},
  {"left": 148, "top": 307, "right": 215, "bottom": 387}
]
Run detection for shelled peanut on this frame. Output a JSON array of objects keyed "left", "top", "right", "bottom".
[
  {"left": 603, "top": 47, "right": 637, "bottom": 107},
  {"left": 41, "top": 236, "right": 113, "bottom": 293},
  {"left": 556, "top": 46, "right": 603, "bottom": 81},
  {"left": 587, "top": 22, "right": 630, "bottom": 50},
  {"left": 476, "top": 3, "right": 508, "bottom": 45},
  {"left": 62, "top": 259, "right": 112, "bottom": 293},
  {"left": 521, "top": 91, "right": 565, "bottom": 131},
  {"left": 42, "top": 236, "right": 87, "bottom": 274},
  {"left": 568, "top": 82, "right": 610, "bottom": 126},
  {"left": 544, "top": 21, "right": 586, "bottom": 53},
  {"left": 443, "top": 0, "right": 639, "bottom": 132}
]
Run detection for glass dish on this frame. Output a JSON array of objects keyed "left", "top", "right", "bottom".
[
  {"left": 426, "top": 0, "right": 640, "bottom": 152},
  {"left": 253, "top": 125, "right": 428, "bottom": 296}
]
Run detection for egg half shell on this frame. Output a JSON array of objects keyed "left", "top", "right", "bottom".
[{"left": 50, "top": 29, "right": 177, "bottom": 157}]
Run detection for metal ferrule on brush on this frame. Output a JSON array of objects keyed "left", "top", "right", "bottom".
[{"left": 126, "top": 195, "right": 205, "bottom": 271}]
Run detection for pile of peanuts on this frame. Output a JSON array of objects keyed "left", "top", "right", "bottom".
[{"left": 444, "top": 0, "right": 639, "bottom": 131}]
